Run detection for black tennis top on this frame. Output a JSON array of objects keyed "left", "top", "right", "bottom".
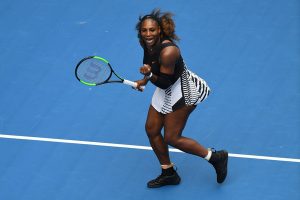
[{"left": 143, "top": 40, "right": 185, "bottom": 84}]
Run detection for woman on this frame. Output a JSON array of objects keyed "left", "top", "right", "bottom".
[{"left": 135, "top": 9, "right": 228, "bottom": 188}]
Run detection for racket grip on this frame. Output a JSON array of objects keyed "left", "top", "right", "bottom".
[{"left": 123, "top": 79, "right": 145, "bottom": 90}]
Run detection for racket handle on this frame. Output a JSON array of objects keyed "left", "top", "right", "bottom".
[{"left": 123, "top": 79, "right": 145, "bottom": 90}]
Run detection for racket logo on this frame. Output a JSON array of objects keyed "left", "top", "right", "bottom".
[{"left": 83, "top": 61, "right": 102, "bottom": 81}]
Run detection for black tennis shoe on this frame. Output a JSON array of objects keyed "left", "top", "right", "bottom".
[
  {"left": 209, "top": 149, "right": 228, "bottom": 183},
  {"left": 147, "top": 167, "right": 181, "bottom": 188}
]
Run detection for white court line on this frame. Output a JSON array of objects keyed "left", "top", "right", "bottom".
[{"left": 0, "top": 133, "right": 299, "bottom": 163}]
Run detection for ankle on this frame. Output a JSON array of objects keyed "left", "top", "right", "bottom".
[
  {"left": 161, "top": 163, "right": 176, "bottom": 176},
  {"left": 161, "top": 163, "right": 174, "bottom": 170},
  {"left": 162, "top": 167, "right": 176, "bottom": 176},
  {"left": 204, "top": 149, "right": 212, "bottom": 161},
  {"left": 208, "top": 149, "right": 221, "bottom": 164}
]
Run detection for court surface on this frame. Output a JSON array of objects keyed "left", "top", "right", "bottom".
[{"left": 0, "top": 0, "right": 299, "bottom": 199}]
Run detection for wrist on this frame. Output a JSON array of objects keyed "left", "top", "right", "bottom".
[{"left": 145, "top": 72, "right": 153, "bottom": 80}]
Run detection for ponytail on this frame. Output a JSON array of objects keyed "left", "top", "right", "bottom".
[
  {"left": 160, "top": 12, "right": 180, "bottom": 41},
  {"left": 136, "top": 8, "right": 180, "bottom": 42}
]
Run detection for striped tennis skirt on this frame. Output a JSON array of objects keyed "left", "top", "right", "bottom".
[{"left": 151, "top": 68, "right": 210, "bottom": 114}]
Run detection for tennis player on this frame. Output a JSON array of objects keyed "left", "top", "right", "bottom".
[{"left": 135, "top": 9, "right": 228, "bottom": 188}]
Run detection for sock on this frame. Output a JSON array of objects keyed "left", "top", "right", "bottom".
[
  {"left": 161, "top": 163, "right": 175, "bottom": 176},
  {"left": 204, "top": 149, "right": 212, "bottom": 161},
  {"left": 161, "top": 163, "right": 174, "bottom": 169}
]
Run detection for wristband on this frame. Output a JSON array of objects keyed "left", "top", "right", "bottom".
[{"left": 145, "top": 72, "right": 153, "bottom": 80}]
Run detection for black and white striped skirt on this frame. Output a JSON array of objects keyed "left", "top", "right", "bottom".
[{"left": 151, "top": 68, "right": 210, "bottom": 114}]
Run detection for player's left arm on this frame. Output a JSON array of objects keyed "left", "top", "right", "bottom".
[
  {"left": 159, "top": 46, "right": 180, "bottom": 75},
  {"left": 138, "top": 46, "right": 180, "bottom": 90},
  {"left": 149, "top": 46, "right": 179, "bottom": 89}
]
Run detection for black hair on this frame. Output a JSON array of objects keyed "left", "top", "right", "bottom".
[{"left": 136, "top": 8, "right": 180, "bottom": 42}]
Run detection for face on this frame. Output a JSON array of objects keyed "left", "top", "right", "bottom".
[{"left": 140, "top": 19, "right": 161, "bottom": 48}]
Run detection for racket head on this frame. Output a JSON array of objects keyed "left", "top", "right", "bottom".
[{"left": 75, "top": 56, "right": 113, "bottom": 86}]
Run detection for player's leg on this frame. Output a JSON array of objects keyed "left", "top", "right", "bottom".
[
  {"left": 145, "top": 105, "right": 170, "bottom": 165},
  {"left": 163, "top": 105, "right": 209, "bottom": 157},
  {"left": 145, "top": 105, "right": 181, "bottom": 188},
  {"left": 164, "top": 105, "right": 228, "bottom": 184}
]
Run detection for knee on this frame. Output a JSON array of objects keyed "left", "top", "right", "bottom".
[
  {"left": 164, "top": 133, "right": 179, "bottom": 147},
  {"left": 145, "top": 123, "right": 159, "bottom": 138}
]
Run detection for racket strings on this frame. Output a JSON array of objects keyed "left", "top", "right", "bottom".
[{"left": 77, "top": 58, "right": 111, "bottom": 84}]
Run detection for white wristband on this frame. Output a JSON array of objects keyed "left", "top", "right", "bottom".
[{"left": 146, "top": 72, "right": 153, "bottom": 80}]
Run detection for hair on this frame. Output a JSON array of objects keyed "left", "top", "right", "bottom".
[{"left": 136, "top": 8, "right": 180, "bottom": 43}]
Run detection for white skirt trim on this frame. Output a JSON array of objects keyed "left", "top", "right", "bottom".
[{"left": 151, "top": 68, "right": 210, "bottom": 114}]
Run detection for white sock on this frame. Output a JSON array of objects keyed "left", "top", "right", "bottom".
[
  {"left": 161, "top": 163, "right": 174, "bottom": 169},
  {"left": 204, "top": 149, "right": 212, "bottom": 161}
]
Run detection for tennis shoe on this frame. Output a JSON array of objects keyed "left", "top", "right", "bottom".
[
  {"left": 209, "top": 148, "right": 228, "bottom": 183},
  {"left": 147, "top": 167, "right": 181, "bottom": 188}
]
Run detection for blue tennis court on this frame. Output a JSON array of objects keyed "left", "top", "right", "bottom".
[{"left": 0, "top": 0, "right": 299, "bottom": 199}]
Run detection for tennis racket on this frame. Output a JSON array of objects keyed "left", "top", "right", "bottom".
[{"left": 75, "top": 56, "right": 144, "bottom": 90}]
